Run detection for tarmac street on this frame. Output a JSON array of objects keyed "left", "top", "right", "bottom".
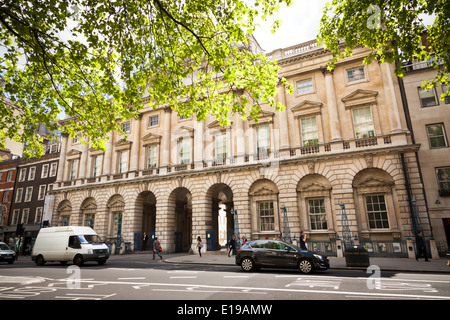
[{"left": 0, "top": 252, "right": 449, "bottom": 304}]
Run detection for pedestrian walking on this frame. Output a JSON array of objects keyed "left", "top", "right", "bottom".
[
  {"left": 228, "top": 234, "right": 236, "bottom": 257},
  {"left": 197, "top": 236, "right": 203, "bottom": 257},
  {"left": 299, "top": 231, "right": 307, "bottom": 250},
  {"left": 415, "top": 231, "right": 429, "bottom": 261},
  {"left": 153, "top": 236, "right": 163, "bottom": 260},
  {"left": 142, "top": 232, "right": 148, "bottom": 251}
]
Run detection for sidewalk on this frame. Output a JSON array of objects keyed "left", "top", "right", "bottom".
[{"left": 164, "top": 251, "right": 450, "bottom": 274}]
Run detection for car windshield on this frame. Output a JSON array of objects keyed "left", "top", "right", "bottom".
[
  {"left": 77, "top": 234, "right": 104, "bottom": 244},
  {"left": 0, "top": 243, "right": 11, "bottom": 250}
]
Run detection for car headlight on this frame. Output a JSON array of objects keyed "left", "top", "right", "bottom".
[{"left": 313, "top": 254, "right": 324, "bottom": 261}]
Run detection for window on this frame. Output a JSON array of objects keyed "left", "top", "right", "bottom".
[
  {"left": 256, "top": 125, "right": 270, "bottom": 159},
  {"left": 38, "top": 185, "right": 46, "bottom": 200},
  {"left": 41, "top": 164, "right": 49, "bottom": 178},
  {"left": 92, "top": 155, "right": 101, "bottom": 177},
  {"left": 50, "top": 163, "right": 58, "bottom": 177},
  {"left": 443, "top": 84, "right": 450, "bottom": 104},
  {"left": 258, "top": 201, "right": 275, "bottom": 231},
  {"left": 6, "top": 170, "right": 13, "bottom": 182},
  {"left": 118, "top": 150, "right": 128, "bottom": 173},
  {"left": 426, "top": 123, "right": 448, "bottom": 148},
  {"left": 122, "top": 122, "right": 131, "bottom": 133},
  {"left": 73, "top": 133, "right": 81, "bottom": 144},
  {"left": 28, "top": 167, "right": 36, "bottom": 180},
  {"left": 18, "top": 168, "right": 26, "bottom": 182},
  {"left": 178, "top": 138, "right": 191, "bottom": 164},
  {"left": 418, "top": 87, "right": 439, "bottom": 107},
  {"left": 2, "top": 191, "right": 9, "bottom": 203},
  {"left": 215, "top": 132, "right": 227, "bottom": 160},
  {"left": 300, "top": 116, "right": 319, "bottom": 146},
  {"left": 35, "top": 207, "right": 43, "bottom": 224},
  {"left": 366, "top": 195, "right": 390, "bottom": 229},
  {"left": 15, "top": 188, "right": 23, "bottom": 203},
  {"left": 308, "top": 199, "right": 327, "bottom": 230},
  {"left": 24, "top": 186, "right": 33, "bottom": 202},
  {"left": 12, "top": 209, "right": 20, "bottom": 225},
  {"left": 352, "top": 106, "right": 375, "bottom": 139},
  {"left": 347, "top": 66, "right": 366, "bottom": 83},
  {"left": 146, "top": 145, "right": 157, "bottom": 168},
  {"left": 436, "top": 167, "right": 450, "bottom": 196},
  {"left": 148, "top": 115, "right": 159, "bottom": 127},
  {"left": 21, "top": 208, "right": 29, "bottom": 224},
  {"left": 69, "top": 159, "right": 78, "bottom": 180},
  {"left": 297, "top": 79, "right": 313, "bottom": 94}
]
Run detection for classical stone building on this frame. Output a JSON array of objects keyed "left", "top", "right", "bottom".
[
  {"left": 50, "top": 39, "right": 431, "bottom": 257},
  {"left": 400, "top": 58, "right": 450, "bottom": 255}
]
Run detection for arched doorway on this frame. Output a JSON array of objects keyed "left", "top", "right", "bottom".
[
  {"left": 206, "top": 183, "right": 234, "bottom": 251},
  {"left": 135, "top": 191, "right": 156, "bottom": 251},
  {"left": 169, "top": 187, "right": 192, "bottom": 253}
]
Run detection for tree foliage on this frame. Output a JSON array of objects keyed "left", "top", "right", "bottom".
[
  {"left": 0, "top": 0, "right": 293, "bottom": 157},
  {"left": 318, "top": 0, "right": 449, "bottom": 96}
]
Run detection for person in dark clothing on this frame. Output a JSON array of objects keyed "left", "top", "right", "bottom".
[
  {"left": 299, "top": 230, "right": 307, "bottom": 250},
  {"left": 227, "top": 234, "right": 236, "bottom": 257},
  {"left": 415, "top": 231, "right": 429, "bottom": 261},
  {"left": 142, "top": 232, "right": 148, "bottom": 251}
]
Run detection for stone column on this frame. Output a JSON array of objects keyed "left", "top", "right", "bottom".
[
  {"left": 78, "top": 137, "right": 89, "bottom": 182},
  {"left": 277, "top": 85, "right": 290, "bottom": 157},
  {"left": 380, "top": 62, "right": 402, "bottom": 133},
  {"left": 56, "top": 133, "right": 69, "bottom": 183},
  {"left": 194, "top": 120, "right": 204, "bottom": 169},
  {"left": 234, "top": 115, "right": 246, "bottom": 163},
  {"left": 130, "top": 115, "right": 142, "bottom": 172},
  {"left": 102, "top": 132, "right": 113, "bottom": 181},
  {"left": 322, "top": 68, "right": 342, "bottom": 141},
  {"left": 161, "top": 107, "right": 172, "bottom": 172}
]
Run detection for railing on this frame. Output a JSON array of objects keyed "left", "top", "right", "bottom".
[
  {"left": 266, "top": 40, "right": 320, "bottom": 61},
  {"left": 58, "top": 134, "right": 398, "bottom": 187}
]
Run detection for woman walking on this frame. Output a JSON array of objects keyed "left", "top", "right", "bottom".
[
  {"left": 197, "top": 236, "right": 203, "bottom": 257},
  {"left": 153, "top": 236, "right": 163, "bottom": 260}
]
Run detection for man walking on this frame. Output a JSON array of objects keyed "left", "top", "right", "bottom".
[
  {"left": 153, "top": 236, "right": 163, "bottom": 260},
  {"left": 415, "top": 231, "right": 429, "bottom": 262},
  {"left": 142, "top": 232, "right": 148, "bottom": 251}
]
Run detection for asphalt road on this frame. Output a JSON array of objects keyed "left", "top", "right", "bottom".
[{"left": 1, "top": 253, "right": 449, "bottom": 307}]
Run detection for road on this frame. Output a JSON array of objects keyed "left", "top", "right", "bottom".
[{"left": 1, "top": 253, "right": 449, "bottom": 305}]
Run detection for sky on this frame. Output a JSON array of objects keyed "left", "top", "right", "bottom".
[{"left": 252, "top": 0, "right": 329, "bottom": 53}]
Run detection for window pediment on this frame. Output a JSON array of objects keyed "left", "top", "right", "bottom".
[
  {"left": 341, "top": 89, "right": 378, "bottom": 109},
  {"left": 249, "top": 186, "right": 279, "bottom": 196},
  {"left": 247, "top": 110, "right": 275, "bottom": 126},
  {"left": 114, "top": 139, "right": 132, "bottom": 150},
  {"left": 291, "top": 100, "right": 323, "bottom": 118},
  {"left": 141, "top": 132, "right": 162, "bottom": 146}
]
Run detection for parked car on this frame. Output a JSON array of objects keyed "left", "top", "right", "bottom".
[
  {"left": 235, "top": 239, "right": 329, "bottom": 274},
  {"left": 0, "top": 241, "right": 16, "bottom": 264}
]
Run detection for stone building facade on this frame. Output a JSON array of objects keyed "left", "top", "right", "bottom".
[
  {"left": 50, "top": 40, "right": 430, "bottom": 256},
  {"left": 400, "top": 58, "right": 450, "bottom": 255}
]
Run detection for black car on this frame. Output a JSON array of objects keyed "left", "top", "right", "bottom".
[
  {"left": 0, "top": 242, "right": 16, "bottom": 264},
  {"left": 235, "top": 239, "right": 329, "bottom": 274}
]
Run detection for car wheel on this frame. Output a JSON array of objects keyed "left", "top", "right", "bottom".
[
  {"left": 8, "top": 260, "right": 14, "bottom": 264},
  {"left": 73, "top": 254, "right": 84, "bottom": 266},
  {"left": 298, "top": 258, "right": 313, "bottom": 274},
  {"left": 35, "top": 255, "right": 45, "bottom": 266},
  {"left": 240, "top": 257, "right": 255, "bottom": 272},
  {"left": 97, "top": 260, "right": 106, "bottom": 265}
]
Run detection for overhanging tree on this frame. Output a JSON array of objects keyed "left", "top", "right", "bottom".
[
  {"left": 0, "top": 0, "right": 293, "bottom": 158},
  {"left": 318, "top": 0, "right": 449, "bottom": 97}
]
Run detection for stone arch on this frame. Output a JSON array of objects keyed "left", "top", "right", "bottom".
[
  {"left": 80, "top": 197, "right": 97, "bottom": 229},
  {"left": 56, "top": 199, "right": 72, "bottom": 226},
  {"left": 167, "top": 187, "right": 192, "bottom": 253},
  {"left": 135, "top": 190, "right": 157, "bottom": 250},
  {"left": 297, "top": 174, "right": 335, "bottom": 240},
  {"left": 352, "top": 168, "right": 401, "bottom": 240},
  {"left": 106, "top": 194, "right": 125, "bottom": 242},
  {"left": 248, "top": 178, "right": 280, "bottom": 239},
  {"left": 203, "top": 183, "right": 234, "bottom": 250}
]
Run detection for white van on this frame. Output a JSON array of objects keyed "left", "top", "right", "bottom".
[{"left": 32, "top": 226, "right": 110, "bottom": 266}]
